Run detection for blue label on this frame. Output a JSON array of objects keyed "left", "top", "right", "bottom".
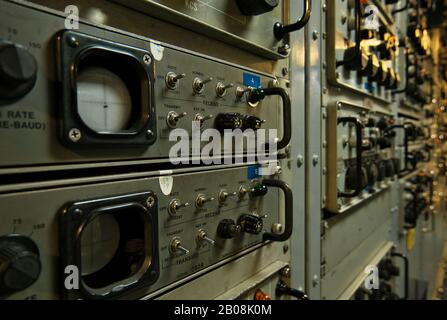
[
  {"left": 243, "top": 73, "right": 261, "bottom": 88},
  {"left": 247, "top": 165, "right": 260, "bottom": 180},
  {"left": 364, "top": 82, "right": 375, "bottom": 93}
]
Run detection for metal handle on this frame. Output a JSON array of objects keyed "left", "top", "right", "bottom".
[
  {"left": 391, "top": 252, "right": 409, "bottom": 300},
  {"left": 274, "top": 0, "right": 311, "bottom": 39},
  {"left": 392, "top": 48, "right": 410, "bottom": 94},
  {"left": 261, "top": 179, "right": 293, "bottom": 242},
  {"left": 392, "top": 0, "right": 409, "bottom": 14},
  {"left": 276, "top": 280, "right": 309, "bottom": 300},
  {"left": 387, "top": 125, "right": 410, "bottom": 175},
  {"left": 336, "top": 0, "right": 360, "bottom": 68},
  {"left": 338, "top": 117, "right": 364, "bottom": 198},
  {"left": 252, "top": 87, "right": 291, "bottom": 150}
]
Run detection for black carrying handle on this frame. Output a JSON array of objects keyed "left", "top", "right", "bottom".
[
  {"left": 392, "top": 0, "right": 409, "bottom": 14},
  {"left": 386, "top": 125, "right": 409, "bottom": 174},
  {"left": 261, "top": 87, "right": 292, "bottom": 150},
  {"left": 276, "top": 280, "right": 309, "bottom": 300},
  {"left": 274, "top": 0, "right": 311, "bottom": 39},
  {"left": 338, "top": 117, "right": 364, "bottom": 198},
  {"left": 336, "top": 0, "right": 361, "bottom": 68},
  {"left": 262, "top": 179, "right": 293, "bottom": 242},
  {"left": 391, "top": 252, "right": 409, "bottom": 300}
]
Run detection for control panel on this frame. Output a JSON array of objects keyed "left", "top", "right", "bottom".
[
  {"left": 112, "top": 0, "right": 310, "bottom": 59},
  {"left": 0, "top": 165, "right": 292, "bottom": 299},
  {"left": 325, "top": 101, "right": 397, "bottom": 214},
  {"left": 326, "top": 0, "right": 399, "bottom": 103},
  {"left": 0, "top": 1, "right": 290, "bottom": 172}
]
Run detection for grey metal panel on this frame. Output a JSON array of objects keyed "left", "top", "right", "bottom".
[
  {"left": 322, "top": 218, "right": 393, "bottom": 299},
  {"left": 323, "top": 189, "right": 392, "bottom": 272},
  {"left": 288, "top": 0, "right": 307, "bottom": 294},
  {"left": 29, "top": 0, "right": 288, "bottom": 76},
  {"left": 304, "top": 0, "right": 323, "bottom": 300},
  {"left": 0, "top": 165, "right": 286, "bottom": 299},
  {"left": 110, "top": 0, "right": 290, "bottom": 60},
  {"left": 0, "top": 0, "right": 285, "bottom": 171}
]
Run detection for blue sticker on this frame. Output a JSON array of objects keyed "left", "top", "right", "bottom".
[
  {"left": 364, "top": 82, "right": 375, "bottom": 93},
  {"left": 243, "top": 73, "right": 261, "bottom": 88},
  {"left": 247, "top": 165, "right": 260, "bottom": 180}
]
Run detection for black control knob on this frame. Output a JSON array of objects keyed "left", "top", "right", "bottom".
[
  {"left": 242, "top": 115, "right": 265, "bottom": 131},
  {"left": 376, "top": 137, "right": 391, "bottom": 149},
  {"left": 236, "top": 0, "right": 279, "bottom": 16},
  {"left": 345, "top": 165, "right": 368, "bottom": 191},
  {"left": 385, "top": 159, "right": 395, "bottom": 177},
  {"left": 377, "top": 161, "right": 386, "bottom": 182},
  {"left": 214, "top": 113, "right": 243, "bottom": 132},
  {"left": 217, "top": 219, "right": 241, "bottom": 239},
  {"left": 238, "top": 214, "right": 263, "bottom": 235},
  {"left": 0, "top": 235, "right": 41, "bottom": 294},
  {"left": 0, "top": 42, "right": 37, "bottom": 99}
]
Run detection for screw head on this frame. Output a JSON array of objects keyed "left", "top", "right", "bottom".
[
  {"left": 297, "top": 155, "right": 304, "bottom": 168},
  {"left": 272, "top": 223, "right": 283, "bottom": 234},
  {"left": 143, "top": 54, "right": 152, "bottom": 65},
  {"left": 68, "top": 128, "right": 82, "bottom": 142},
  {"left": 67, "top": 36, "right": 79, "bottom": 48},
  {"left": 146, "top": 196, "right": 155, "bottom": 208},
  {"left": 278, "top": 44, "right": 291, "bottom": 55},
  {"left": 146, "top": 129, "right": 154, "bottom": 139},
  {"left": 312, "top": 30, "right": 319, "bottom": 40},
  {"left": 312, "top": 155, "right": 319, "bottom": 166}
]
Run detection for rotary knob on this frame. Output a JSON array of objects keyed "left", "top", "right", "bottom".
[
  {"left": 0, "top": 235, "right": 41, "bottom": 294},
  {"left": 242, "top": 115, "right": 266, "bottom": 131},
  {"left": 214, "top": 113, "right": 243, "bottom": 132},
  {"left": 0, "top": 42, "right": 37, "bottom": 99},
  {"left": 238, "top": 214, "right": 264, "bottom": 235},
  {"left": 217, "top": 219, "right": 241, "bottom": 239},
  {"left": 236, "top": 0, "right": 279, "bottom": 16}
]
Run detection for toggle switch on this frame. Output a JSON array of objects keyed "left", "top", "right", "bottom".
[
  {"left": 194, "top": 113, "right": 213, "bottom": 127},
  {"left": 218, "top": 190, "right": 238, "bottom": 203},
  {"left": 235, "top": 86, "right": 252, "bottom": 100},
  {"left": 238, "top": 185, "right": 249, "bottom": 199},
  {"left": 168, "top": 198, "right": 190, "bottom": 216},
  {"left": 166, "top": 111, "right": 187, "bottom": 128},
  {"left": 195, "top": 194, "right": 215, "bottom": 208},
  {"left": 165, "top": 72, "right": 186, "bottom": 90},
  {"left": 193, "top": 77, "right": 213, "bottom": 94},
  {"left": 216, "top": 82, "right": 234, "bottom": 97},
  {"left": 196, "top": 229, "right": 215, "bottom": 246},
  {"left": 169, "top": 237, "right": 189, "bottom": 255}
]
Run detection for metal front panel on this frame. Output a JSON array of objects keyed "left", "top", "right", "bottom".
[
  {"left": 0, "top": 165, "right": 285, "bottom": 299},
  {"left": 325, "top": 101, "right": 394, "bottom": 213},
  {"left": 325, "top": 0, "right": 398, "bottom": 103},
  {"left": 0, "top": 1, "right": 283, "bottom": 170},
  {"left": 111, "top": 0, "right": 290, "bottom": 60},
  {"left": 321, "top": 190, "right": 393, "bottom": 299}
]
